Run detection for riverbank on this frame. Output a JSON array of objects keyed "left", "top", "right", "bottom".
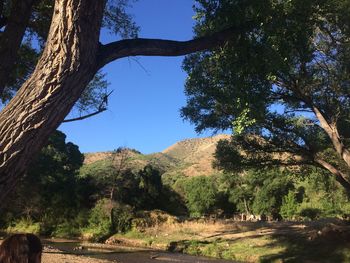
[
  {"left": 41, "top": 241, "right": 235, "bottom": 263},
  {"left": 42, "top": 249, "right": 114, "bottom": 263},
  {"left": 107, "top": 218, "right": 350, "bottom": 262},
  {"left": 3, "top": 218, "right": 350, "bottom": 262}
]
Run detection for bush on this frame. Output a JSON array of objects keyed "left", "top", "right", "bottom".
[
  {"left": 52, "top": 221, "right": 80, "bottom": 238},
  {"left": 299, "top": 208, "right": 322, "bottom": 220},
  {"left": 183, "top": 176, "right": 218, "bottom": 217},
  {"left": 131, "top": 210, "right": 178, "bottom": 231},
  {"left": 280, "top": 191, "right": 299, "bottom": 220},
  {"left": 111, "top": 204, "right": 133, "bottom": 233},
  {"left": 83, "top": 199, "right": 114, "bottom": 241},
  {"left": 83, "top": 199, "right": 134, "bottom": 241},
  {"left": 6, "top": 218, "right": 40, "bottom": 235}
]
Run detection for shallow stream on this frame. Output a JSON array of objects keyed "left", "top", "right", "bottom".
[{"left": 43, "top": 239, "right": 237, "bottom": 263}]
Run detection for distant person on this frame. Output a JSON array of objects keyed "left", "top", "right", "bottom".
[{"left": 0, "top": 233, "right": 42, "bottom": 263}]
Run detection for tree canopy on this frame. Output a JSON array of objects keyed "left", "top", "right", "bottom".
[{"left": 181, "top": 0, "right": 350, "bottom": 191}]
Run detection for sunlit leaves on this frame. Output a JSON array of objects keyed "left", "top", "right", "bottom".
[{"left": 182, "top": 0, "right": 350, "bottom": 180}]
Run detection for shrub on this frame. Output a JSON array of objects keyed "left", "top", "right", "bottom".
[
  {"left": 83, "top": 199, "right": 134, "bottom": 241},
  {"left": 84, "top": 199, "right": 114, "bottom": 241},
  {"left": 111, "top": 204, "right": 133, "bottom": 233},
  {"left": 299, "top": 208, "right": 322, "bottom": 220},
  {"left": 183, "top": 176, "right": 218, "bottom": 217},
  {"left": 280, "top": 191, "right": 299, "bottom": 220},
  {"left": 6, "top": 218, "right": 40, "bottom": 235},
  {"left": 52, "top": 221, "right": 80, "bottom": 238}
]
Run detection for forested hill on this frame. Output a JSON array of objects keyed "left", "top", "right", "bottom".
[{"left": 83, "top": 134, "right": 230, "bottom": 177}]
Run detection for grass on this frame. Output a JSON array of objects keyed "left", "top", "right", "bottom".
[
  {"left": 112, "top": 218, "right": 350, "bottom": 262},
  {"left": 6, "top": 219, "right": 41, "bottom": 235}
]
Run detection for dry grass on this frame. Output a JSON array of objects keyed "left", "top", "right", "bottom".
[{"left": 113, "top": 218, "right": 350, "bottom": 262}]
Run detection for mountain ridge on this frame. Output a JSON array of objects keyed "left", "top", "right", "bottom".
[{"left": 83, "top": 134, "right": 230, "bottom": 177}]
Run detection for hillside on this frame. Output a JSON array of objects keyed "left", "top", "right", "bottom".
[{"left": 83, "top": 134, "right": 230, "bottom": 178}]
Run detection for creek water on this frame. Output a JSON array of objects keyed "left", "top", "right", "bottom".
[{"left": 43, "top": 239, "right": 237, "bottom": 263}]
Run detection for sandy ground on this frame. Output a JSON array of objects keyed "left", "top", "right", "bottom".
[
  {"left": 42, "top": 252, "right": 115, "bottom": 263},
  {"left": 42, "top": 248, "right": 116, "bottom": 263},
  {"left": 41, "top": 246, "right": 236, "bottom": 263}
]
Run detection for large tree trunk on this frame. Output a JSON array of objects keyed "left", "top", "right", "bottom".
[
  {"left": 0, "top": 0, "right": 36, "bottom": 96},
  {"left": 0, "top": 0, "right": 235, "bottom": 205},
  {"left": 0, "top": 0, "right": 105, "bottom": 203}
]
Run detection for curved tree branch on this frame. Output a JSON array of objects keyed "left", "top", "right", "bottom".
[
  {"left": 62, "top": 108, "right": 107, "bottom": 123},
  {"left": 314, "top": 157, "right": 350, "bottom": 193},
  {"left": 312, "top": 105, "right": 350, "bottom": 167},
  {"left": 97, "top": 26, "right": 240, "bottom": 69}
]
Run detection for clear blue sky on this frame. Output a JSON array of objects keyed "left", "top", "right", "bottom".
[{"left": 59, "top": 0, "right": 217, "bottom": 154}]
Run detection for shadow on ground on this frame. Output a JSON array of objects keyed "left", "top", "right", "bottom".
[{"left": 259, "top": 221, "right": 350, "bottom": 263}]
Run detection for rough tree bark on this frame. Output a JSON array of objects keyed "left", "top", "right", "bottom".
[
  {"left": 0, "top": 0, "right": 105, "bottom": 202},
  {"left": 0, "top": 0, "right": 237, "bottom": 204}
]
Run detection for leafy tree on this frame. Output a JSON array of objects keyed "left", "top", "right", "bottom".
[
  {"left": 181, "top": 0, "right": 350, "bottom": 192},
  {"left": 86, "top": 199, "right": 133, "bottom": 241},
  {"left": 0, "top": 0, "right": 234, "bottom": 204},
  {"left": 138, "top": 165, "right": 163, "bottom": 208},
  {"left": 80, "top": 148, "right": 144, "bottom": 206},
  {"left": 80, "top": 156, "right": 182, "bottom": 213},
  {"left": 217, "top": 172, "right": 254, "bottom": 215},
  {"left": 183, "top": 176, "right": 218, "bottom": 217},
  {"left": 280, "top": 191, "right": 299, "bottom": 220},
  {"left": 1, "top": 130, "right": 91, "bottom": 232},
  {"left": 251, "top": 170, "right": 294, "bottom": 216},
  {"left": 296, "top": 168, "right": 350, "bottom": 218},
  {"left": 219, "top": 169, "right": 294, "bottom": 217}
]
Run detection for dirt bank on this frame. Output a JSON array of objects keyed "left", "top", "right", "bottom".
[
  {"left": 42, "top": 252, "right": 115, "bottom": 263},
  {"left": 42, "top": 247, "right": 115, "bottom": 263}
]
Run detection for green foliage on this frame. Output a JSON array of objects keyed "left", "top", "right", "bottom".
[
  {"left": 7, "top": 132, "right": 83, "bottom": 216},
  {"left": 52, "top": 221, "right": 81, "bottom": 238},
  {"left": 138, "top": 165, "right": 163, "bottom": 208},
  {"left": 292, "top": 168, "right": 350, "bottom": 219},
  {"left": 217, "top": 169, "right": 294, "bottom": 217},
  {"left": 299, "top": 208, "right": 322, "bottom": 221},
  {"left": 280, "top": 191, "right": 299, "bottom": 220},
  {"left": 182, "top": 0, "right": 350, "bottom": 192},
  {"left": 84, "top": 199, "right": 134, "bottom": 241},
  {"left": 81, "top": 159, "right": 185, "bottom": 214},
  {"left": 111, "top": 204, "right": 133, "bottom": 233},
  {"left": 183, "top": 176, "right": 218, "bottom": 217},
  {"left": 251, "top": 170, "right": 294, "bottom": 216},
  {"left": 85, "top": 199, "right": 114, "bottom": 241},
  {"left": 0, "top": 130, "right": 96, "bottom": 236},
  {"left": 6, "top": 218, "right": 41, "bottom": 235}
]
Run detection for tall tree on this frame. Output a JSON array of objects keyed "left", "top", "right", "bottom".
[
  {"left": 181, "top": 0, "right": 350, "bottom": 191},
  {"left": 0, "top": 0, "right": 130, "bottom": 117},
  {"left": 0, "top": 0, "right": 235, "bottom": 204},
  {"left": 3, "top": 130, "right": 86, "bottom": 225}
]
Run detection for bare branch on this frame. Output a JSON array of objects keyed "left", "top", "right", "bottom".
[
  {"left": 62, "top": 108, "right": 107, "bottom": 123},
  {"left": 62, "top": 90, "right": 113, "bottom": 123}
]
